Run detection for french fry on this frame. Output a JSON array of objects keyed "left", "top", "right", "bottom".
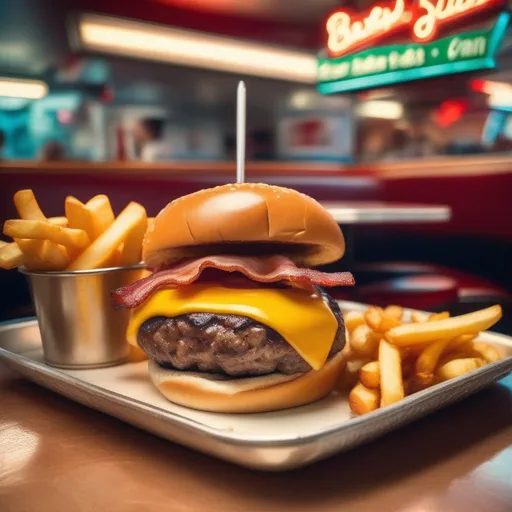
[
  {"left": 48, "top": 216, "right": 68, "bottom": 227},
  {"left": 429, "top": 311, "right": 450, "bottom": 322},
  {"left": 385, "top": 305, "right": 403, "bottom": 320},
  {"left": 3, "top": 189, "right": 149, "bottom": 272},
  {"left": 14, "top": 189, "right": 47, "bottom": 221},
  {"left": 85, "top": 194, "right": 115, "bottom": 240},
  {"left": 385, "top": 305, "right": 502, "bottom": 347},
  {"left": 379, "top": 340, "right": 404, "bottom": 407},
  {"left": 471, "top": 342, "right": 501, "bottom": 363},
  {"left": 366, "top": 306, "right": 402, "bottom": 332},
  {"left": 12, "top": 189, "right": 69, "bottom": 270},
  {"left": 4, "top": 220, "right": 90, "bottom": 249},
  {"left": 116, "top": 211, "right": 148, "bottom": 266},
  {"left": 411, "top": 311, "right": 430, "bottom": 323},
  {"left": 65, "top": 197, "right": 95, "bottom": 261},
  {"left": 436, "top": 358, "right": 486, "bottom": 382},
  {"left": 365, "top": 306, "right": 384, "bottom": 331},
  {"left": 338, "top": 353, "right": 370, "bottom": 390},
  {"left": 448, "top": 333, "right": 476, "bottom": 352},
  {"left": 14, "top": 239, "right": 69, "bottom": 271},
  {"left": 359, "top": 361, "right": 380, "bottom": 389},
  {"left": 438, "top": 347, "right": 477, "bottom": 367},
  {"left": 349, "top": 383, "right": 380, "bottom": 415},
  {"left": 15, "top": 239, "right": 45, "bottom": 269},
  {"left": 349, "top": 324, "right": 380, "bottom": 357},
  {"left": 343, "top": 311, "right": 366, "bottom": 332},
  {"left": 65, "top": 196, "right": 96, "bottom": 239},
  {"left": 68, "top": 202, "right": 147, "bottom": 270},
  {"left": 342, "top": 304, "right": 503, "bottom": 408},
  {"left": 415, "top": 337, "right": 453, "bottom": 388},
  {"left": 379, "top": 313, "right": 402, "bottom": 332},
  {"left": 13, "top": 189, "right": 47, "bottom": 268},
  {"left": 0, "top": 241, "right": 24, "bottom": 269},
  {"left": 109, "top": 244, "right": 124, "bottom": 267},
  {"left": 39, "top": 241, "right": 70, "bottom": 270}
]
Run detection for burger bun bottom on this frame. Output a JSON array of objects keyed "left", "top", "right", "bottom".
[{"left": 148, "top": 350, "right": 345, "bottom": 413}]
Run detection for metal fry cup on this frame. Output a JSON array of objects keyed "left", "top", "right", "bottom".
[{"left": 19, "top": 265, "right": 144, "bottom": 369}]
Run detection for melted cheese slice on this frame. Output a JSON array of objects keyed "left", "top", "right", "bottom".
[{"left": 126, "top": 284, "right": 338, "bottom": 370}]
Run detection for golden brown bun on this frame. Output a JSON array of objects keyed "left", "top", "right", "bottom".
[
  {"left": 148, "top": 350, "right": 345, "bottom": 413},
  {"left": 143, "top": 183, "right": 345, "bottom": 268}
]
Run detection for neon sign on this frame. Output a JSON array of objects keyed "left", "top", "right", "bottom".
[
  {"left": 326, "top": 0, "right": 503, "bottom": 57},
  {"left": 317, "top": 12, "right": 510, "bottom": 94}
]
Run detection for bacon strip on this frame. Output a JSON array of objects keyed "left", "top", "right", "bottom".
[{"left": 112, "top": 255, "right": 354, "bottom": 309}]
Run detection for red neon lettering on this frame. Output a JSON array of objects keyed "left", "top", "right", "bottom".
[
  {"left": 413, "top": 0, "right": 500, "bottom": 42},
  {"left": 326, "top": 0, "right": 502, "bottom": 57}
]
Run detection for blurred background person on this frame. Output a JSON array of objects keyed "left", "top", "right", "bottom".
[
  {"left": 249, "top": 129, "right": 275, "bottom": 160},
  {"left": 133, "top": 118, "right": 172, "bottom": 162},
  {"left": 382, "top": 125, "right": 436, "bottom": 161},
  {"left": 38, "top": 140, "right": 66, "bottom": 161}
]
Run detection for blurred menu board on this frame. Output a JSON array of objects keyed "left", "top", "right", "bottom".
[{"left": 317, "top": 0, "right": 509, "bottom": 94}]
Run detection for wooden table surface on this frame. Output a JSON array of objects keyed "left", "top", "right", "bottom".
[{"left": 0, "top": 364, "right": 511, "bottom": 512}]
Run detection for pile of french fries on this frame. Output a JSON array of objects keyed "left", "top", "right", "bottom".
[
  {"left": 0, "top": 189, "right": 149, "bottom": 271},
  {"left": 342, "top": 304, "right": 503, "bottom": 415}
]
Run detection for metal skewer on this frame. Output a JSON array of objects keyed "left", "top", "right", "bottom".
[{"left": 236, "top": 81, "right": 246, "bottom": 184}]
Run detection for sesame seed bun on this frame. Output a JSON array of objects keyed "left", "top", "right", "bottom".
[{"left": 143, "top": 183, "right": 345, "bottom": 268}]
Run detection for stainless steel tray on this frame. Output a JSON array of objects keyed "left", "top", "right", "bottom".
[{"left": 1, "top": 301, "right": 511, "bottom": 471}]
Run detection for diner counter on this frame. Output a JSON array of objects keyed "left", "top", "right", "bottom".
[
  {"left": 0, "top": 154, "right": 511, "bottom": 177},
  {"left": 0, "top": 364, "right": 511, "bottom": 511}
]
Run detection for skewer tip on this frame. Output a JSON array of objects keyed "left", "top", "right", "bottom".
[{"left": 236, "top": 81, "right": 246, "bottom": 184}]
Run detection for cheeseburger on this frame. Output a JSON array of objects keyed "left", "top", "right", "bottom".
[{"left": 112, "top": 183, "right": 354, "bottom": 413}]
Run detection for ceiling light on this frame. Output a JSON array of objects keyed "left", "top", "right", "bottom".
[
  {"left": 470, "top": 79, "right": 512, "bottom": 110},
  {"left": 488, "top": 92, "right": 512, "bottom": 110},
  {"left": 471, "top": 79, "right": 512, "bottom": 96},
  {"left": 356, "top": 100, "right": 403, "bottom": 119},
  {"left": 288, "top": 90, "right": 352, "bottom": 111},
  {"left": 0, "top": 78, "right": 48, "bottom": 99},
  {"left": 76, "top": 14, "right": 317, "bottom": 83},
  {"left": 289, "top": 91, "right": 312, "bottom": 109}
]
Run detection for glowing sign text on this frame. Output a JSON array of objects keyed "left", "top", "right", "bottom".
[{"left": 326, "top": 0, "right": 502, "bottom": 57}]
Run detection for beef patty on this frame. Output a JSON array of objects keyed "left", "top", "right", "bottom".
[{"left": 137, "top": 289, "right": 345, "bottom": 376}]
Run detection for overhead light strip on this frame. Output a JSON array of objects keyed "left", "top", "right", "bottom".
[
  {"left": 0, "top": 78, "right": 48, "bottom": 99},
  {"left": 77, "top": 14, "right": 317, "bottom": 83},
  {"left": 356, "top": 100, "right": 404, "bottom": 120}
]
